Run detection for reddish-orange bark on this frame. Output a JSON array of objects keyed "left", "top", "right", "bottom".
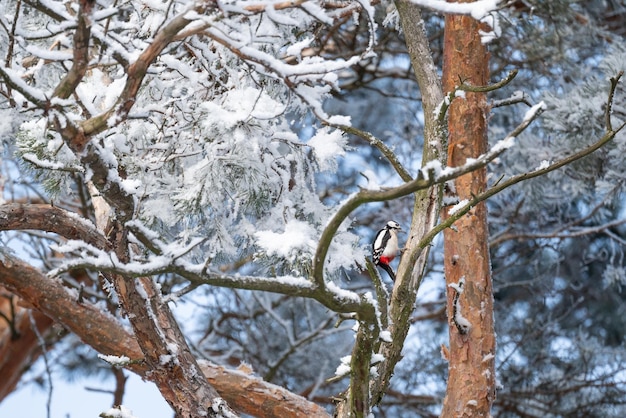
[
  {"left": 0, "top": 290, "right": 55, "bottom": 401},
  {"left": 0, "top": 251, "right": 328, "bottom": 417},
  {"left": 441, "top": 5, "right": 496, "bottom": 418}
]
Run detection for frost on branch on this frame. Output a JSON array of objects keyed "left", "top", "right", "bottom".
[
  {"left": 16, "top": 118, "right": 82, "bottom": 196},
  {"left": 98, "top": 354, "right": 131, "bottom": 367},
  {"left": 2, "top": 0, "right": 378, "bottom": 279}
]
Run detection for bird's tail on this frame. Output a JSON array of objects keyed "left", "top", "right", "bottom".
[{"left": 380, "top": 263, "right": 396, "bottom": 281}]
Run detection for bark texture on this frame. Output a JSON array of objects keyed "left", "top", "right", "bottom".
[
  {"left": 440, "top": 5, "right": 496, "bottom": 417},
  {"left": 0, "top": 290, "right": 55, "bottom": 401},
  {"left": 370, "top": 0, "right": 446, "bottom": 407},
  {"left": 0, "top": 251, "right": 329, "bottom": 418}
]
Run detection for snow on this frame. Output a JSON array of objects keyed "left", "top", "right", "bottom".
[
  {"left": 334, "top": 355, "right": 352, "bottom": 377},
  {"left": 285, "top": 38, "right": 313, "bottom": 59},
  {"left": 409, "top": 0, "right": 500, "bottom": 21},
  {"left": 379, "top": 330, "right": 392, "bottom": 343},
  {"left": 24, "top": 45, "right": 73, "bottom": 61},
  {"left": 308, "top": 128, "right": 347, "bottom": 171},
  {"left": 98, "top": 354, "right": 131, "bottom": 366},
  {"left": 100, "top": 405, "right": 138, "bottom": 418},
  {"left": 265, "top": 4, "right": 299, "bottom": 26},
  {"left": 160, "top": 354, "right": 175, "bottom": 365},
  {"left": 326, "top": 281, "right": 362, "bottom": 304},
  {"left": 448, "top": 199, "right": 469, "bottom": 216},
  {"left": 524, "top": 101, "right": 547, "bottom": 122},
  {"left": 21, "top": 152, "right": 83, "bottom": 172},
  {"left": 334, "top": 362, "right": 351, "bottom": 377},
  {"left": 453, "top": 310, "right": 471, "bottom": 330},
  {"left": 254, "top": 220, "right": 317, "bottom": 258},
  {"left": 490, "top": 136, "right": 516, "bottom": 153},
  {"left": 410, "top": 0, "right": 501, "bottom": 43},
  {"left": 449, "top": 277, "right": 471, "bottom": 333},
  {"left": 371, "top": 353, "right": 385, "bottom": 364},
  {"left": 536, "top": 160, "right": 551, "bottom": 170},
  {"left": 211, "top": 397, "right": 238, "bottom": 418},
  {"left": 0, "top": 67, "right": 47, "bottom": 102},
  {"left": 301, "top": 1, "right": 333, "bottom": 25},
  {"left": 421, "top": 159, "right": 453, "bottom": 180}
]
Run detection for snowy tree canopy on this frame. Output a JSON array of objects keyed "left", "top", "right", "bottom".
[{"left": 1, "top": 0, "right": 626, "bottom": 417}]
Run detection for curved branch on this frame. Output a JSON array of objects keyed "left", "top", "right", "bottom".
[
  {"left": 437, "top": 70, "right": 518, "bottom": 124},
  {"left": 460, "top": 69, "right": 518, "bottom": 93},
  {"left": 311, "top": 101, "right": 542, "bottom": 291},
  {"left": 0, "top": 203, "right": 109, "bottom": 250},
  {"left": 80, "top": 2, "right": 218, "bottom": 138},
  {"left": 0, "top": 252, "right": 145, "bottom": 370},
  {"left": 329, "top": 123, "right": 413, "bottom": 182},
  {"left": 0, "top": 253, "right": 328, "bottom": 418},
  {"left": 605, "top": 70, "right": 624, "bottom": 132},
  {"left": 51, "top": 252, "right": 375, "bottom": 319},
  {"left": 426, "top": 121, "right": 626, "bottom": 249}
]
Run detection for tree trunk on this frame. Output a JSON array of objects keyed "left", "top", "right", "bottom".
[
  {"left": 369, "top": 0, "right": 446, "bottom": 407},
  {"left": 441, "top": 4, "right": 496, "bottom": 417},
  {"left": 0, "top": 290, "right": 55, "bottom": 401}
]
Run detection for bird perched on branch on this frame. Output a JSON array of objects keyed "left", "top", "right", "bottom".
[{"left": 372, "top": 220, "right": 402, "bottom": 281}]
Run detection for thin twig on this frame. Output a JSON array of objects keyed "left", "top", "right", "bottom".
[{"left": 29, "top": 310, "right": 53, "bottom": 418}]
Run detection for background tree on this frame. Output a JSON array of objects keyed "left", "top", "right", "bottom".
[{"left": 0, "top": 1, "right": 625, "bottom": 417}]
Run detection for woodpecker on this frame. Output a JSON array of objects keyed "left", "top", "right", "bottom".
[{"left": 372, "top": 220, "right": 402, "bottom": 281}]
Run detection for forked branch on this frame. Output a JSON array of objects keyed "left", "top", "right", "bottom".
[{"left": 424, "top": 72, "right": 625, "bottom": 248}]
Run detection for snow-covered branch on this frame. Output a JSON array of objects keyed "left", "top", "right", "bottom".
[
  {"left": 0, "top": 203, "right": 109, "bottom": 250},
  {"left": 410, "top": 0, "right": 501, "bottom": 20},
  {"left": 424, "top": 73, "right": 626, "bottom": 248},
  {"left": 409, "top": 0, "right": 503, "bottom": 43},
  {"left": 47, "top": 228, "right": 377, "bottom": 319},
  {"left": 0, "top": 251, "right": 329, "bottom": 418},
  {"left": 313, "top": 99, "right": 545, "bottom": 288}
]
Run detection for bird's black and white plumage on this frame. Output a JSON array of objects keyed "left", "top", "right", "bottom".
[{"left": 372, "top": 220, "right": 402, "bottom": 281}]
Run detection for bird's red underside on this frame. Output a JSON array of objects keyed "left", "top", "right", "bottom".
[{"left": 379, "top": 256, "right": 394, "bottom": 265}]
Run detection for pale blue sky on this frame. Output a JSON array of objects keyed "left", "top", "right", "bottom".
[{"left": 0, "top": 367, "right": 171, "bottom": 418}]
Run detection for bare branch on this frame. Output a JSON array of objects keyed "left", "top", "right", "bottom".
[
  {"left": 3, "top": 0, "right": 21, "bottom": 106},
  {"left": 329, "top": 123, "right": 413, "bottom": 182},
  {"left": 605, "top": 70, "right": 624, "bottom": 132},
  {"left": 438, "top": 70, "right": 518, "bottom": 123},
  {"left": 52, "top": 0, "right": 94, "bottom": 100},
  {"left": 459, "top": 69, "right": 518, "bottom": 93}
]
